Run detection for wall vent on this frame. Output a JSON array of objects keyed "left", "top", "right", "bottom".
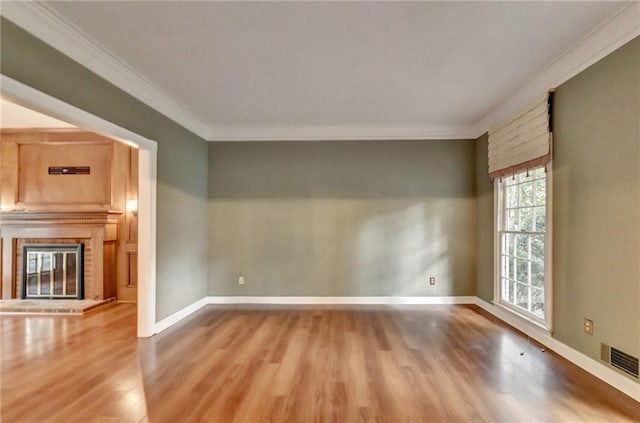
[{"left": 601, "top": 343, "right": 639, "bottom": 378}]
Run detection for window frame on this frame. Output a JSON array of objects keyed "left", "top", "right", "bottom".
[{"left": 493, "top": 164, "right": 553, "bottom": 332}]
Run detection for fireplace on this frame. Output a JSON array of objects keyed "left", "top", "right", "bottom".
[
  {"left": 1, "top": 211, "right": 120, "bottom": 300},
  {"left": 22, "top": 244, "right": 84, "bottom": 299}
]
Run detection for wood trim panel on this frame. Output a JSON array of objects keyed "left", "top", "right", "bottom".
[
  {"left": 1, "top": 140, "right": 19, "bottom": 208},
  {"left": 117, "top": 146, "right": 138, "bottom": 302},
  {"left": 127, "top": 252, "right": 137, "bottom": 287},
  {"left": 2, "top": 130, "right": 120, "bottom": 211}
]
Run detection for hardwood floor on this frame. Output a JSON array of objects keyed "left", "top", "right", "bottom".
[{"left": 2, "top": 303, "right": 639, "bottom": 422}]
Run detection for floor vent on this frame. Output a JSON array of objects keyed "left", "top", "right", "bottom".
[{"left": 601, "top": 343, "right": 639, "bottom": 378}]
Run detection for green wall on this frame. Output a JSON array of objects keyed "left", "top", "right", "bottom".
[
  {"left": 553, "top": 36, "right": 639, "bottom": 365},
  {"left": 474, "top": 133, "right": 494, "bottom": 302},
  {"left": 475, "top": 37, "right": 639, "bottom": 377},
  {"left": 0, "top": 18, "right": 209, "bottom": 321},
  {"left": 208, "top": 140, "right": 477, "bottom": 297}
]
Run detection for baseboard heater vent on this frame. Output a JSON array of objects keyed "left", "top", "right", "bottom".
[{"left": 601, "top": 343, "right": 639, "bottom": 378}]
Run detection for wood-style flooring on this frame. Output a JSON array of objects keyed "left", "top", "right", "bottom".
[{"left": 1, "top": 303, "right": 639, "bottom": 422}]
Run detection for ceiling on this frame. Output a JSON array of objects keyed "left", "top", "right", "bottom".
[
  {"left": 0, "top": 98, "right": 75, "bottom": 128},
  {"left": 3, "top": 1, "right": 634, "bottom": 140}
]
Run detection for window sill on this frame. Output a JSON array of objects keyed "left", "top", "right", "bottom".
[{"left": 492, "top": 301, "right": 552, "bottom": 336}]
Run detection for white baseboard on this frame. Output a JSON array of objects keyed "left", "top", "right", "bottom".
[
  {"left": 153, "top": 296, "right": 474, "bottom": 333},
  {"left": 474, "top": 297, "right": 640, "bottom": 403},
  {"left": 154, "top": 296, "right": 209, "bottom": 334},
  {"left": 153, "top": 296, "right": 474, "bottom": 331},
  {"left": 205, "top": 296, "right": 476, "bottom": 305}
]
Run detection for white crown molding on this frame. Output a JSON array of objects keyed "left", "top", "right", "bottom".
[
  {"left": 1, "top": 1, "right": 210, "bottom": 140},
  {"left": 472, "top": 2, "right": 640, "bottom": 137},
  {"left": 207, "top": 124, "right": 478, "bottom": 141}
]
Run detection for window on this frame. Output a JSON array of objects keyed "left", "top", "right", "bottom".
[{"left": 496, "top": 166, "right": 551, "bottom": 328}]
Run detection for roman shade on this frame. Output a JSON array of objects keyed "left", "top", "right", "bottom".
[{"left": 488, "top": 93, "right": 552, "bottom": 181}]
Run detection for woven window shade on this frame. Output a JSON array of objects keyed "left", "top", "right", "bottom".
[{"left": 488, "top": 93, "right": 552, "bottom": 180}]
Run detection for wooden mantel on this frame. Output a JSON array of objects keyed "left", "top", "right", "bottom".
[
  {"left": 0, "top": 210, "right": 121, "bottom": 225},
  {"left": 0, "top": 210, "right": 122, "bottom": 300}
]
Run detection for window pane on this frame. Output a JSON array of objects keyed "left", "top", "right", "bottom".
[
  {"left": 508, "top": 279, "right": 515, "bottom": 303},
  {"left": 520, "top": 207, "right": 533, "bottom": 232},
  {"left": 532, "top": 287, "right": 544, "bottom": 317},
  {"left": 507, "top": 185, "right": 518, "bottom": 208},
  {"left": 516, "top": 235, "right": 528, "bottom": 258},
  {"left": 519, "top": 182, "right": 533, "bottom": 207},
  {"left": 516, "top": 259, "right": 529, "bottom": 283},
  {"left": 532, "top": 235, "right": 544, "bottom": 262},
  {"left": 531, "top": 260, "right": 544, "bottom": 287},
  {"left": 534, "top": 206, "right": 545, "bottom": 232},
  {"left": 534, "top": 179, "right": 546, "bottom": 206},
  {"left": 506, "top": 209, "right": 518, "bottom": 231},
  {"left": 510, "top": 234, "right": 518, "bottom": 258},
  {"left": 506, "top": 233, "right": 515, "bottom": 256},
  {"left": 501, "top": 255, "right": 508, "bottom": 277},
  {"left": 516, "top": 283, "right": 529, "bottom": 309},
  {"left": 509, "top": 256, "right": 516, "bottom": 280}
]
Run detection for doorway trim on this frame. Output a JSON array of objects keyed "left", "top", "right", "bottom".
[{"left": 1, "top": 75, "right": 157, "bottom": 337}]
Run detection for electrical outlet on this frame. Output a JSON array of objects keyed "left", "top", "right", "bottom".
[
  {"left": 584, "top": 318, "right": 593, "bottom": 335},
  {"left": 238, "top": 276, "right": 245, "bottom": 285},
  {"left": 429, "top": 276, "right": 436, "bottom": 285}
]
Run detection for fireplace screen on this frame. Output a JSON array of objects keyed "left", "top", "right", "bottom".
[{"left": 22, "top": 244, "right": 84, "bottom": 299}]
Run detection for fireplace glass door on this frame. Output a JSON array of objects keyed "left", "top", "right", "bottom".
[{"left": 22, "top": 244, "right": 84, "bottom": 299}]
